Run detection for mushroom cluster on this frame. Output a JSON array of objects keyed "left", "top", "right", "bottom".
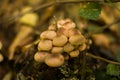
[{"left": 34, "top": 19, "right": 87, "bottom": 67}]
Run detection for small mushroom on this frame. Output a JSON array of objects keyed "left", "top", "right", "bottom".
[
  {"left": 51, "top": 47, "right": 63, "bottom": 54},
  {"left": 69, "top": 34, "right": 86, "bottom": 46},
  {"left": 38, "top": 40, "right": 52, "bottom": 51},
  {"left": 69, "top": 50, "right": 79, "bottom": 58},
  {"left": 57, "top": 27, "right": 68, "bottom": 37},
  {"left": 45, "top": 54, "right": 64, "bottom": 67},
  {"left": 40, "top": 30, "right": 57, "bottom": 40},
  {"left": 34, "top": 51, "right": 50, "bottom": 63},
  {"left": 63, "top": 43, "right": 74, "bottom": 52},
  {"left": 68, "top": 28, "right": 81, "bottom": 37},
  {"left": 53, "top": 35, "right": 68, "bottom": 46},
  {"left": 78, "top": 43, "right": 86, "bottom": 51},
  {"left": 57, "top": 19, "right": 76, "bottom": 29}
]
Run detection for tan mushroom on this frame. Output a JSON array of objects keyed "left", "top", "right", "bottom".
[
  {"left": 57, "top": 19, "right": 76, "bottom": 29},
  {"left": 78, "top": 43, "right": 87, "bottom": 51},
  {"left": 38, "top": 40, "right": 52, "bottom": 51},
  {"left": 68, "top": 28, "right": 81, "bottom": 37},
  {"left": 45, "top": 54, "right": 64, "bottom": 67},
  {"left": 63, "top": 43, "right": 75, "bottom": 52},
  {"left": 69, "top": 50, "right": 79, "bottom": 58},
  {"left": 69, "top": 34, "right": 86, "bottom": 46},
  {"left": 53, "top": 35, "right": 68, "bottom": 46},
  {"left": 40, "top": 30, "right": 57, "bottom": 40},
  {"left": 57, "top": 27, "right": 68, "bottom": 37},
  {"left": 34, "top": 51, "right": 50, "bottom": 63},
  {"left": 51, "top": 47, "right": 63, "bottom": 54}
]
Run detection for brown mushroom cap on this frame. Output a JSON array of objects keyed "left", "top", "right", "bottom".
[
  {"left": 61, "top": 19, "right": 76, "bottom": 29},
  {"left": 53, "top": 35, "right": 68, "bottom": 46},
  {"left": 78, "top": 43, "right": 87, "bottom": 51},
  {"left": 40, "top": 30, "right": 57, "bottom": 40},
  {"left": 45, "top": 54, "right": 64, "bottom": 67},
  {"left": 57, "top": 27, "right": 68, "bottom": 37},
  {"left": 68, "top": 28, "right": 81, "bottom": 37},
  {"left": 34, "top": 51, "right": 50, "bottom": 63},
  {"left": 69, "top": 50, "right": 79, "bottom": 57},
  {"left": 69, "top": 34, "right": 86, "bottom": 46},
  {"left": 63, "top": 43, "right": 74, "bottom": 52},
  {"left": 57, "top": 19, "right": 76, "bottom": 29},
  {"left": 51, "top": 47, "right": 63, "bottom": 54},
  {"left": 38, "top": 40, "right": 52, "bottom": 51}
]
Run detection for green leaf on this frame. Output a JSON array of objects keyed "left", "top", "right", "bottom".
[
  {"left": 79, "top": 3, "right": 101, "bottom": 20},
  {"left": 106, "top": 64, "right": 120, "bottom": 76},
  {"left": 95, "top": 70, "right": 107, "bottom": 80},
  {"left": 116, "top": 49, "right": 120, "bottom": 62}
]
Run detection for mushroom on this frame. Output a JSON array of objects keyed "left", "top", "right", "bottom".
[
  {"left": 63, "top": 43, "right": 74, "bottom": 52},
  {"left": 69, "top": 50, "right": 79, "bottom": 58},
  {"left": 45, "top": 54, "right": 64, "bottom": 67},
  {"left": 38, "top": 40, "right": 52, "bottom": 51},
  {"left": 57, "top": 27, "right": 68, "bottom": 37},
  {"left": 62, "top": 19, "right": 76, "bottom": 30},
  {"left": 68, "top": 28, "right": 81, "bottom": 37},
  {"left": 57, "top": 19, "right": 76, "bottom": 29},
  {"left": 53, "top": 35, "right": 68, "bottom": 46},
  {"left": 51, "top": 47, "right": 63, "bottom": 54},
  {"left": 34, "top": 51, "right": 50, "bottom": 63},
  {"left": 78, "top": 43, "right": 87, "bottom": 51},
  {"left": 69, "top": 34, "right": 86, "bottom": 46},
  {"left": 40, "top": 30, "right": 57, "bottom": 40}
]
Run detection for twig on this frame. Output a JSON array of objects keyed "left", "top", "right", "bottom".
[
  {"left": 81, "top": 52, "right": 87, "bottom": 80},
  {"left": 7, "top": 0, "right": 119, "bottom": 24},
  {"left": 86, "top": 53, "right": 120, "bottom": 65}
]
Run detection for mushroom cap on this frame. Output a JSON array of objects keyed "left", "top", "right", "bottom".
[
  {"left": 63, "top": 43, "right": 74, "bottom": 52},
  {"left": 78, "top": 43, "right": 87, "bottom": 51},
  {"left": 69, "top": 50, "right": 79, "bottom": 57},
  {"left": 57, "top": 27, "right": 69, "bottom": 37},
  {"left": 68, "top": 28, "right": 81, "bottom": 37},
  {"left": 40, "top": 30, "right": 57, "bottom": 40},
  {"left": 57, "top": 19, "right": 76, "bottom": 29},
  {"left": 53, "top": 35, "right": 68, "bottom": 46},
  {"left": 38, "top": 40, "right": 52, "bottom": 51},
  {"left": 69, "top": 34, "right": 86, "bottom": 46},
  {"left": 34, "top": 51, "right": 50, "bottom": 63},
  {"left": 51, "top": 47, "right": 63, "bottom": 54},
  {"left": 45, "top": 54, "right": 64, "bottom": 67}
]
